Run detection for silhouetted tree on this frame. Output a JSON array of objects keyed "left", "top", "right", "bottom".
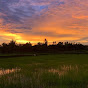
[
  {"left": 0, "top": 39, "right": 86, "bottom": 54},
  {"left": 8, "top": 40, "right": 16, "bottom": 53},
  {"left": 44, "top": 39, "right": 48, "bottom": 46},
  {"left": 1, "top": 43, "right": 8, "bottom": 53},
  {"left": 53, "top": 41, "right": 56, "bottom": 45}
]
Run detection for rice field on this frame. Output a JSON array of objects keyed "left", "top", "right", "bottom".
[{"left": 0, "top": 54, "right": 88, "bottom": 88}]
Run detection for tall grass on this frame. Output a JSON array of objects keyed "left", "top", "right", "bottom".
[{"left": 0, "top": 54, "right": 88, "bottom": 88}]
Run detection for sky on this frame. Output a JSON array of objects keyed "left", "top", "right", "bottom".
[{"left": 0, "top": 0, "right": 88, "bottom": 45}]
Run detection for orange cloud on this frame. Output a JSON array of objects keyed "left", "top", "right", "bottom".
[
  {"left": 1, "top": 0, "right": 88, "bottom": 44},
  {"left": 72, "top": 15, "right": 88, "bottom": 19}
]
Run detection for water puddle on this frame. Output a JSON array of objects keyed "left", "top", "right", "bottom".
[
  {"left": 48, "top": 65, "right": 78, "bottom": 77},
  {"left": 0, "top": 68, "right": 21, "bottom": 76}
]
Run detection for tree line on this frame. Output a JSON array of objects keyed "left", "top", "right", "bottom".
[{"left": 0, "top": 39, "right": 87, "bottom": 54}]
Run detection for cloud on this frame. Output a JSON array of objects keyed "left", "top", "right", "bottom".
[
  {"left": 72, "top": 15, "right": 88, "bottom": 19},
  {"left": 0, "top": 0, "right": 35, "bottom": 30},
  {"left": 0, "top": 0, "right": 88, "bottom": 44}
]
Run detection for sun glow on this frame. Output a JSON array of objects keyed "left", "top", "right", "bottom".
[
  {"left": 3, "top": 33, "right": 21, "bottom": 39},
  {"left": 0, "top": 31, "right": 29, "bottom": 44}
]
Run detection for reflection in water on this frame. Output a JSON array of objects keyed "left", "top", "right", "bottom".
[
  {"left": 48, "top": 65, "right": 78, "bottom": 77},
  {"left": 0, "top": 68, "right": 21, "bottom": 76}
]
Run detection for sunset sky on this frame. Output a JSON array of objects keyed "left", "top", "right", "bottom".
[{"left": 0, "top": 0, "right": 88, "bottom": 45}]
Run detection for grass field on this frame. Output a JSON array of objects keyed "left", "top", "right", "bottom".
[{"left": 0, "top": 54, "right": 88, "bottom": 88}]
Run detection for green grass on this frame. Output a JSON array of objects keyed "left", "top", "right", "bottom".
[{"left": 0, "top": 54, "right": 88, "bottom": 88}]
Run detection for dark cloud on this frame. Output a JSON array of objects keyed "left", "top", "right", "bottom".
[
  {"left": 9, "top": 30, "right": 23, "bottom": 33},
  {"left": 0, "top": 0, "right": 35, "bottom": 25},
  {"left": 79, "top": 37, "right": 88, "bottom": 41},
  {"left": 0, "top": 0, "right": 65, "bottom": 28},
  {"left": 30, "top": 31, "right": 74, "bottom": 38},
  {"left": 6, "top": 26, "right": 32, "bottom": 33}
]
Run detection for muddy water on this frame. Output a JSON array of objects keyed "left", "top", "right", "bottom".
[{"left": 0, "top": 68, "right": 21, "bottom": 76}]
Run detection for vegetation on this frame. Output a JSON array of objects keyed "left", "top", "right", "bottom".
[
  {"left": 0, "top": 39, "right": 87, "bottom": 54},
  {"left": 0, "top": 54, "right": 88, "bottom": 88},
  {"left": 0, "top": 39, "right": 88, "bottom": 88}
]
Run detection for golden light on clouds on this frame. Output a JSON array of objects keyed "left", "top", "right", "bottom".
[
  {"left": 72, "top": 15, "right": 88, "bottom": 19},
  {"left": 0, "top": 30, "right": 29, "bottom": 44},
  {"left": 1, "top": 0, "right": 88, "bottom": 45}
]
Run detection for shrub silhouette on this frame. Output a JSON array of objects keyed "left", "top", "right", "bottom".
[{"left": 0, "top": 39, "right": 86, "bottom": 54}]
